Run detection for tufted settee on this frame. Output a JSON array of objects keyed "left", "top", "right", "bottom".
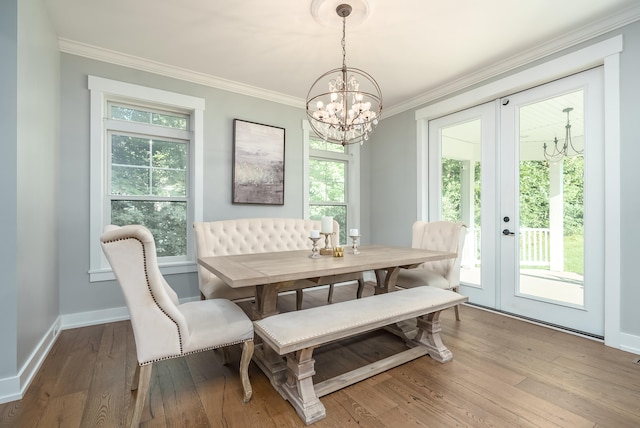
[{"left": 194, "top": 218, "right": 363, "bottom": 304}]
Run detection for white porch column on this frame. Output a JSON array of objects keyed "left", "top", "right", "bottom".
[
  {"left": 549, "top": 161, "right": 564, "bottom": 271},
  {"left": 460, "top": 160, "right": 474, "bottom": 267}
]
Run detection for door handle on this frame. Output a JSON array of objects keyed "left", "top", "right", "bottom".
[{"left": 502, "top": 229, "right": 515, "bottom": 236}]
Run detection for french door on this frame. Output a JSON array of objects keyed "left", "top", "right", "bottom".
[{"left": 429, "top": 68, "right": 605, "bottom": 336}]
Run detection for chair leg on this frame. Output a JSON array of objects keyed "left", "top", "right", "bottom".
[
  {"left": 327, "top": 284, "right": 334, "bottom": 303},
  {"left": 296, "top": 289, "right": 303, "bottom": 310},
  {"left": 240, "top": 340, "right": 254, "bottom": 403},
  {"left": 452, "top": 286, "right": 461, "bottom": 321},
  {"left": 356, "top": 276, "right": 365, "bottom": 299},
  {"left": 130, "top": 363, "right": 152, "bottom": 428}
]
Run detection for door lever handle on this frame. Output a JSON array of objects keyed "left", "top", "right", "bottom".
[{"left": 502, "top": 229, "right": 515, "bottom": 236}]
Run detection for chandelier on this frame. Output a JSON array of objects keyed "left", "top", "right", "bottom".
[
  {"left": 306, "top": 3, "right": 382, "bottom": 146},
  {"left": 543, "top": 107, "right": 583, "bottom": 163}
]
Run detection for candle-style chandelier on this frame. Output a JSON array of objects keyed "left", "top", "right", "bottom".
[
  {"left": 543, "top": 107, "right": 583, "bottom": 163},
  {"left": 306, "top": 3, "right": 382, "bottom": 146}
]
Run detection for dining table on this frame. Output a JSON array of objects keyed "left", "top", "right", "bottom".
[
  {"left": 198, "top": 244, "right": 457, "bottom": 386},
  {"left": 197, "top": 244, "right": 456, "bottom": 320}
]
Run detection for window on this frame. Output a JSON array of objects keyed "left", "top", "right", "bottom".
[
  {"left": 89, "top": 76, "right": 204, "bottom": 281},
  {"left": 303, "top": 121, "right": 360, "bottom": 245}
]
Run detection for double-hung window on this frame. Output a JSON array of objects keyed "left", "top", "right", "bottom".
[
  {"left": 89, "top": 76, "right": 204, "bottom": 281},
  {"left": 303, "top": 121, "right": 360, "bottom": 245}
]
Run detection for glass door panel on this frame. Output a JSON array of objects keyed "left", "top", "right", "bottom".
[
  {"left": 499, "top": 67, "right": 604, "bottom": 336},
  {"left": 429, "top": 101, "right": 496, "bottom": 309}
]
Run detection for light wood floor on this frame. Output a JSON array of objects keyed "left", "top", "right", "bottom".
[{"left": 2, "top": 284, "right": 639, "bottom": 427}]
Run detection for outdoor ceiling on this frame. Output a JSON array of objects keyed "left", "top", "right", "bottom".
[{"left": 44, "top": 0, "right": 638, "bottom": 114}]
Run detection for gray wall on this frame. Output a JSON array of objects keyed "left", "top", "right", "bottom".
[
  {"left": 16, "top": 0, "right": 61, "bottom": 367},
  {"left": 59, "top": 55, "right": 309, "bottom": 315},
  {"left": 0, "top": 0, "right": 19, "bottom": 380},
  {"left": 0, "top": 0, "right": 60, "bottom": 380},
  {"left": 367, "top": 21, "right": 640, "bottom": 337}
]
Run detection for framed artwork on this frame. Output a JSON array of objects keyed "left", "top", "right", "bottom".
[{"left": 232, "top": 119, "right": 285, "bottom": 205}]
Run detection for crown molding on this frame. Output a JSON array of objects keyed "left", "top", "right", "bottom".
[
  {"left": 384, "top": 2, "right": 640, "bottom": 118},
  {"left": 59, "top": 3, "right": 640, "bottom": 117},
  {"left": 58, "top": 38, "right": 305, "bottom": 109}
]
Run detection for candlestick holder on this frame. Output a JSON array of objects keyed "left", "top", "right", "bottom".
[
  {"left": 319, "top": 232, "right": 334, "bottom": 255},
  {"left": 349, "top": 235, "right": 360, "bottom": 254},
  {"left": 308, "top": 237, "right": 321, "bottom": 258}
]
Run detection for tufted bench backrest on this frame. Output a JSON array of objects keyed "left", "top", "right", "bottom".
[{"left": 193, "top": 218, "right": 339, "bottom": 289}]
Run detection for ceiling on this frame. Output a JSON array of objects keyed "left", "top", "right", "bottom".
[{"left": 44, "top": 0, "right": 638, "bottom": 115}]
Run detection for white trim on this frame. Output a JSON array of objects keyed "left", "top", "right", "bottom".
[
  {"left": 415, "top": 36, "right": 623, "bottom": 121},
  {"left": 66, "top": 39, "right": 302, "bottom": 108},
  {"left": 0, "top": 318, "right": 61, "bottom": 405},
  {"left": 619, "top": 333, "right": 640, "bottom": 355},
  {"left": 603, "top": 52, "right": 622, "bottom": 349},
  {"left": 415, "top": 35, "right": 623, "bottom": 348},
  {"left": 88, "top": 76, "right": 205, "bottom": 282},
  {"left": 302, "top": 120, "right": 311, "bottom": 219}
]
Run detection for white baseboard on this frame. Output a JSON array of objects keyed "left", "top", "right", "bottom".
[
  {"left": 620, "top": 332, "right": 640, "bottom": 355},
  {"left": 0, "top": 317, "right": 61, "bottom": 405}
]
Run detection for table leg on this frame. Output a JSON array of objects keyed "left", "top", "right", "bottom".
[
  {"left": 373, "top": 267, "right": 401, "bottom": 294},
  {"left": 251, "top": 283, "right": 292, "bottom": 389},
  {"left": 376, "top": 267, "right": 419, "bottom": 340},
  {"left": 252, "top": 284, "right": 280, "bottom": 320}
]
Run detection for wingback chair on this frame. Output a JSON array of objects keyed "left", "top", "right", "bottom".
[
  {"left": 100, "top": 225, "right": 254, "bottom": 428},
  {"left": 395, "top": 221, "right": 467, "bottom": 320}
]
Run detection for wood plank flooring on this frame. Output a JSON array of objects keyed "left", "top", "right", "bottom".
[{"left": 1, "top": 283, "right": 639, "bottom": 427}]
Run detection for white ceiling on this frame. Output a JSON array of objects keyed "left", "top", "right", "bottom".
[{"left": 44, "top": 0, "right": 638, "bottom": 114}]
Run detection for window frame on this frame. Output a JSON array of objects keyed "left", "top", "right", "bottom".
[
  {"left": 88, "top": 76, "right": 204, "bottom": 282},
  {"left": 302, "top": 120, "right": 360, "bottom": 246}
]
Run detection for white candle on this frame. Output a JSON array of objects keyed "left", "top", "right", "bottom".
[
  {"left": 321, "top": 216, "right": 333, "bottom": 233},
  {"left": 350, "top": 229, "right": 359, "bottom": 236},
  {"left": 310, "top": 229, "right": 320, "bottom": 239}
]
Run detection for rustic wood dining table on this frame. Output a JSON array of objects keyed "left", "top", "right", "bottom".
[
  {"left": 198, "top": 244, "right": 457, "bottom": 387},
  {"left": 197, "top": 244, "right": 456, "bottom": 320}
]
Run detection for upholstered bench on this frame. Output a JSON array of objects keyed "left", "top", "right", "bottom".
[
  {"left": 253, "top": 286, "right": 468, "bottom": 424},
  {"left": 194, "top": 218, "right": 364, "bottom": 307}
]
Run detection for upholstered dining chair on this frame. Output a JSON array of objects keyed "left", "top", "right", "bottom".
[
  {"left": 395, "top": 221, "right": 467, "bottom": 320},
  {"left": 100, "top": 225, "right": 254, "bottom": 428}
]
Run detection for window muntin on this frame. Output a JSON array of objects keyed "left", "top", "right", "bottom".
[{"left": 109, "top": 102, "right": 188, "bottom": 130}]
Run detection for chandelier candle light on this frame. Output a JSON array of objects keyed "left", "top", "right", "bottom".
[{"left": 306, "top": 3, "right": 383, "bottom": 146}]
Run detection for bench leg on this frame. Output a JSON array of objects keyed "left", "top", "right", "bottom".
[
  {"left": 279, "top": 348, "right": 326, "bottom": 424},
  {"left": 411, "top": 310, "right": 453, "bottom": 363}
]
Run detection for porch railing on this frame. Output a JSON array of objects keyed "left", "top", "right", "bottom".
[{"left": 462, "top": 227, "right": 550, "bottom": 267}]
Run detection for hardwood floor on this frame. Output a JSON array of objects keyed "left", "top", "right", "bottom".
[{"left": 2, "top": 283, "right": 639, "bottom": 427}]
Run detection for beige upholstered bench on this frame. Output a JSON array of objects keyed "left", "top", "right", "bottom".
[
  {"left": 254, "top": 287, "right": 467, "bottom": 424},
  {"left": 193, "top": 218, "right": 364, "bottom": 307}
]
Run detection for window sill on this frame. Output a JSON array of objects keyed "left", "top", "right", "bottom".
[{"left": 89, "top": 261, "right": 198, "bottom": 282}]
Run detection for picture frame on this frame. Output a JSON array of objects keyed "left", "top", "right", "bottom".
[{"left": 232, "top": 119, "right": 285, "bottom": 205}]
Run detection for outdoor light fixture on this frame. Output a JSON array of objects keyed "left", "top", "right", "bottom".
[
  {"left": 306, "top": 3, "right": 382, "bottom": 146},
  {"left": 543, "top": 107, "right": 583, "bottom": 163}
]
